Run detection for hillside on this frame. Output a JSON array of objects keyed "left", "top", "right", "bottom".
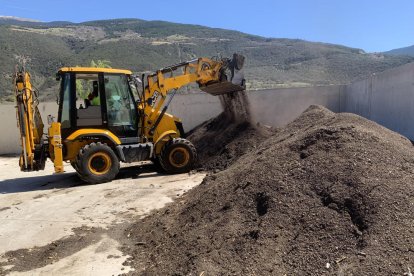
[
  {"left": 386, "top": 45, "right": 414, "bottom": 57},
  {"left": 0, "top": 18, "right": 413, "bottom": 101}
]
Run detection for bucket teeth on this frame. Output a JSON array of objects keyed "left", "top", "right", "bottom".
[{"left": 200, "top": 81, "right": 245, "bottom": 96}]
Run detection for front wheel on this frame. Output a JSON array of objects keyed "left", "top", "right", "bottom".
[
  {"left": 71, "top": 160, "right": 81, "bottom": 174},
  {"left": 75, "top": 142, "right": 120, "bottom": 184},
  {"left": 158, "top": 138, "right": 197, "bottom": 174}
]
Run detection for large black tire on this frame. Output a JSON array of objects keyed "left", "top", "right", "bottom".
[
  {"left": 151, "top": 157, "right": 165, "bottom": 173},
  {"left": 158, "top": 138, "right": 197, "bottom": 174},
  {"left": 75, "top": 142, "right": 120, "bottom": 184},
  {"left": 70, "top": 161, "right": 81, "bottom": 174}
]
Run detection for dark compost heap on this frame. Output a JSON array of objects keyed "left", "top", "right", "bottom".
[{"left": 123, "top": 105, "right": 414, "bottom": 275}]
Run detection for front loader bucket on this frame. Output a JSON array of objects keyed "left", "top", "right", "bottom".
[
  {"left": 200, "top": 53, "right": 246, "bottom": 96},
  {"left": 200, "top": 80, "right": 245, "bottom": 95}
]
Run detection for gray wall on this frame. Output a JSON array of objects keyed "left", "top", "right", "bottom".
[
  {"left": 249, "top": 86, "right": 343, "bottom": 127},
  {"left": 0, "top": 102, "right": 58, "bottom": 155},
  {"left": 167, "top": 93, "right": 221, "bottom": 130},
  {"left": 0, "top": 86, "right": 342, "bottom": 154},
  {"left": 342, "top": 62, "right": 414, "bottom": 140},
  {"left": 0, "top": 95, "right": 223, "bottom": 155},
  {"left": 3, "top": 59, "right": 414, "bottom": 155}
]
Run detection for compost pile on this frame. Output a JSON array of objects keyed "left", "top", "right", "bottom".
[
  {"left": 187, "top": 91, "right": 273, "bottom": 171},
  {"left": 122, "top": 105, "right": 414, "bottom": 275}
]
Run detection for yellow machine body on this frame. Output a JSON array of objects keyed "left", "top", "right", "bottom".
[{"left": 14, "top": 54, "right": 246, "bottom": 183}]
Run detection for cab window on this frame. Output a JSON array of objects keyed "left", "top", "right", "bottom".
[
  {"left": 75, "top": 73, "right": 103, "bottom": 127},
  {"left": 105, "top": 74, "right": 137, "bottom": 130},
  {"left": 59, "top": 73, "right": 71, "bottom": 129}
]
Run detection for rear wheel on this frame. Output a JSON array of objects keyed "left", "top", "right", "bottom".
[
  {"left": 75, "top": 142, "right": 120, "bottom": 184},
  {"left": 158, "top": 138, "right": 196, "bottom": 173}
]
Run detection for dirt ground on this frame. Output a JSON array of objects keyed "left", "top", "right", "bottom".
[
  {"left": 121, "top": 106, "right": 414, "bottom": 275},
  {"left": 0, "top": 158, "right": 205, "bottom": 275}
]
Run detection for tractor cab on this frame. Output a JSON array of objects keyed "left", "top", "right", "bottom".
[{"left": 56, "top": 68, "right": 139, "bottom": 142}]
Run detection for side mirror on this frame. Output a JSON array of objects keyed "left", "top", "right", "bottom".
[{"left": 55, "top": 73, "right": 61, "bottom": 81}]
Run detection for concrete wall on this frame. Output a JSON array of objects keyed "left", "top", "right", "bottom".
[
  {"left": 3, "top": 58, "right": 414, "bottom": 155},
  {"left": 174, "top": 85, "right": 344, "bottom": 130},
  {"left": 0, "top": 86, "right": 342, "bottom": 154},
  {"left": 249, "top": 86, "right": 343, "bottom": 127},
  {"left": 0, "top": 95, "right": 223, "bottom": 155},
  {"left": 167, "top": 93, "right": 222, "bottom": 130},
  {"left": 0, "top": 102, "right": 58, "bottom": 155},
  {"left": 342, "top": 62, "right": 414, "bottom": 140}
]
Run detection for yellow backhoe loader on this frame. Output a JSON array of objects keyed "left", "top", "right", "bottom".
[{"left": 14, "top": 54, "right": 245, "bottom": 183}]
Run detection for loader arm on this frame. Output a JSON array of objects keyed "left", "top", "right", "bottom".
[
  {"left": 142, "top": 54, "right": 246, "bottom": 138},
  {"left": 14, "top": 68, "right": 48, "bottom": 171}
]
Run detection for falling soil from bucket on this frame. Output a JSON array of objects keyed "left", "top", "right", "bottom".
[{"left": 187, "top": 90, "right": 273, "bottom": 171}]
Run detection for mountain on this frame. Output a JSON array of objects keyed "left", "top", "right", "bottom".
[
  {"left": 386, "top": 45, "right": 414, "bottom": 57},
  {"left": 0, "top": 16, "right": 42, "bottom": 23},
  {"left": 0, "top": 18, "right": 413, "bottom": 101}
]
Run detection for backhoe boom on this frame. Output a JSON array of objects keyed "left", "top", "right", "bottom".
[{"left": 14, "top": 68, "right": 47, "bottom": 171}]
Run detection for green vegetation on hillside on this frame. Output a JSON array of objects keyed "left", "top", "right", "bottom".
[
  {"left": 0, "top": 18, "right": 413, "bottom": 101},
  {"left": 386, "top": 45, "right": 414, "bottom": 57}
]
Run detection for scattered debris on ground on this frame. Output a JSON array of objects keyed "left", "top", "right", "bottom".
[
  {"left": 121, "top": 105, "right": 414, "bottom": 275},
  {"left": 0, "top": 227, "right": 105, "bottom": 274},
  {"left": 0, "top": 161, "right": 205, "bottom": 275}
]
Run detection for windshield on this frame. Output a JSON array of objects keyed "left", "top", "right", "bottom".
[{"left": 104, "top": 74, "right": 137, "bottom": 130}]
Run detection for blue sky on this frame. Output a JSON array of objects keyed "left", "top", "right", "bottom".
[{"left": 1, "top": 0, "right": 413, "bottom": 52}]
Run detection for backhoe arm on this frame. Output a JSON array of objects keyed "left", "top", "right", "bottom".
[{"left": 14, "top": 68, "right": 47, "bottom": 171}]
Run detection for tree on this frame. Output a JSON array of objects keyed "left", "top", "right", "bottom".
[
  {"left": 90, "top": 59, "right": 112, "bottom": 68},
  {"left": 76, "top": 60, "right": 112, "bottom": 99}
]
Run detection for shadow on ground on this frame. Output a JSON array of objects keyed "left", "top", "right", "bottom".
[{"left": 0, "top": 163, "right": 165, "bottom": 194}]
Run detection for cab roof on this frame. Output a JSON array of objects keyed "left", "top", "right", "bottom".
[{"left": 58, "top": 67, "right": 132, "bottom": 75}]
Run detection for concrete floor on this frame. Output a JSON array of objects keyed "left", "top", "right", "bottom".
[{"left": 0, "top": 157, "right": 205, "bottom": 275}]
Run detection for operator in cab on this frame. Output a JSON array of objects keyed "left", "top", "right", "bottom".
[{"left": 86, "top": 81, "right": 100, "bottom": 106}]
